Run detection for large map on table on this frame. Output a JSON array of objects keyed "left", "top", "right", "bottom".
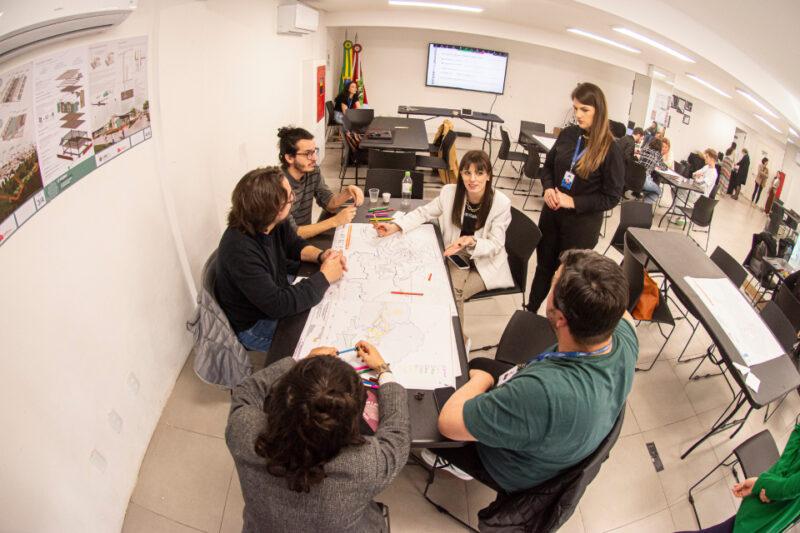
[{"left": 293, "top": 223, "right": 460, "bottom": 389}]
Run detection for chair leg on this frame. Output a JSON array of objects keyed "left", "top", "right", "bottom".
[
  {"left": 688, "top": 452, "right": 737, "bottom": 529},
  {"left": 415, "top": 453, "right": 480, "bottom": 533},
  {"left": 636, "top": 322, "right": 675, "bottom": 372},
  {"left": 764, "top": 392, "right": 790, "bottom": 423}
]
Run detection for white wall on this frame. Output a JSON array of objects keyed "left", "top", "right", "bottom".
[
  {"left": 0, "top": 1, "right": 328, "bottom": 531},
  {"left": 329, "top": 27, "right": 636, "bottom": 140},
  {"left": 779, "top": 142, "right": 800, "bottom": 210}
]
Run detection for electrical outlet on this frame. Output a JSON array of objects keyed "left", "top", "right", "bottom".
[
  {"left": 127, "top": 373, "right": 140, "bottom": 395},
  {"left": 108, "top": 410, "right": 123, "bottom": 434},
  {"left": 90, "top": 449, "right": 107, "bottom": 472}
]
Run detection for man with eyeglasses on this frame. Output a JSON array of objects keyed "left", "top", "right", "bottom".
[
  {"left": 215, "top": 167, "right": 347, "bottom": 352},
  {"left": 278, "top": 126, "right": 364, "bottom": 239}
]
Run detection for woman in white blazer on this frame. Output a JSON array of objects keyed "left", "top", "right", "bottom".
[{"left": 375, "top": 150, "right": 513, "bottom": 325}]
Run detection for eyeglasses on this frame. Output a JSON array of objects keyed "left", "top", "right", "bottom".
[{"left": 296, "top": 148, "right": 320, "bottom": 159}]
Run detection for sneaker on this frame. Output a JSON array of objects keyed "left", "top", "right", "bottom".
[{"left": 420, "top": 449, "right": 474, "bottom": 481}]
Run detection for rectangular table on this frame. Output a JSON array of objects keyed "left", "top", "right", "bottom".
[
  {"left": 626, "top": 228, "right": 800, "bottom": 458},
  {"left": 359, "top": 117, "right": 430, "bottom": 152},
  {"left": 654, "top": 169, "right": 706, "bottom": 228},
  {"left": 519, "top": 130, "right": 557, "bottom": 154},
  {"left": 398, "top": 105, "right": 504, "bottom": 159},
  {"left": 268, "top": 198, "right": 469, "bottom": 447}
]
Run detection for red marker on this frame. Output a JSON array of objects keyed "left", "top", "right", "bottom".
[
  {"left": 427, "top": 273, "right": 432, "bottom": 281},
  {"left": 391, "top": 291, "right": 424, "bottom": 296}
]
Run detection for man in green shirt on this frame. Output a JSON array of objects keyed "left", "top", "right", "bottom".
[{"left": 426, "top": 249, "right": 638, "bottom": 493}]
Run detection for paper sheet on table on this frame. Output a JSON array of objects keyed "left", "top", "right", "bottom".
[{"left": 684, "top": 277, "right": 784, "bottom": 366}]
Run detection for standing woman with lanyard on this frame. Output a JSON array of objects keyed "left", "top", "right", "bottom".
[{"left": 526, "top": 82, "right": 624, "bottom": 313}]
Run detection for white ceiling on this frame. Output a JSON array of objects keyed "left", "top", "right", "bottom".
[{"left": 307, "top": 0, "right": 800, "bottom": 143}]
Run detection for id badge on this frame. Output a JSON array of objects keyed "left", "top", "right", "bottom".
[
  {"left": 561, "top": 170, "right": 575, "bottom": 190},
  {"left": 497, "top": 364, "right": 522, "bottom": 386}
]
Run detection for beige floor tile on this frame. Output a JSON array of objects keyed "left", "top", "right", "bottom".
[
  {"left": 219, "top": 470, "right": 244, "bottom": 533},
  {"left": 376, "top": 462, "right": 469, "bottom": 532},
  {"left": 557, "top": 506, "right": 585, "bottom": 533},
  {"left": 465, "top": 479, "right": 497, "bottom": 529},
  {"left": 695, "top": 405, "right": 762, "bottom": 466},
  {"left": 131, "top": 424, "right": 233, "bottom": 532},
  {"left": 619, "top": 403, "right": 641, "bottom": 437},
  {"left": 579, "top": 434, "right": 668, "bottom": 533},
  {"left": 606, "top": 509, "right": 675, "bottom": 533},
  {"left": 628, "top": 360, "right": 695, "bottom": 432},
  {"left": 671, "top": 358, "right": 737, "bottom": 425},
  {"left": 641, "top": 415, "right": 724, "bottom": 506},
  {"left": 462, "top": 313, "right": 510, "bottom": 353},
  {"left": 159, "top": 353, "right": 232, "bottom": 439},
  {"left": 122, "top": 503, "right": 203, "bottom": 533},
  {"left": 669, "top": 477, "right": 737, "bottom": 531}
]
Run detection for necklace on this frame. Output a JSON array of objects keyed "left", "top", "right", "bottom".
[{"left": 465, "top": 201, "right": 481, "bottom": 214}]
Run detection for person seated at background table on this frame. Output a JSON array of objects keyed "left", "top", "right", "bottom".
[
  {"left": 677, "top": 423, "right": 800, "bottom": 533},
  {"left": 215, "top": 167, "right": 346, "bottom": 351},
  {"left": 675, "top": 148, "right": 718, "bottom": 208},
  {"left": 278, "top": 126, "right": 363, "bottom": 239},
  {"left": 421, "top": 250, "right": 637, "bottom": 493},
  {"left": 661, "top": 137, "right": 674, "bottom": 170},
  {"left": 226, "top": 341, "right": 409, "bottom": 533},
  {"left": 616, "top": 126, "right": 643, "bottom": 164},
  {"left": 333, "top": 79, "right": 361, "bottom": 124},
  {"left": 373, "top": 150, "right": 512, "bottom": 333},
  {"left": 639, "top": 138, "right": 666, "bottom": 204}
]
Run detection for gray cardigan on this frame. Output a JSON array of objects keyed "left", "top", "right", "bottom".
[{"left": 225, "top": 358, "right": 411, "bottom": 533}]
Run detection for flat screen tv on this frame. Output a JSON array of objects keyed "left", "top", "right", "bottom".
[{"left": 426, "top": 43, "right": 508, "bottom": 95}]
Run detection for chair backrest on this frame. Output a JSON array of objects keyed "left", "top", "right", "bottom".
[
  {"left": 522, "top": 147, "right": 541, "bottom": 180},
  {"left": 325, "top": 100, "right": 335, "bottom": 126},
  {"left": 343, "top": 108, "right": 374, "bottom": 132},
  {"left": 364, "top": 168, "right": 424, "bottom": 199},
  {"left": 478, "top": 404, "right": 626, "bottom": 532},
  {"left": 767, "top": 205, "right": 783, "bottom": 234},
  {"left": 498, "top": 126, "right": 511, "bottom": 159},
  {"left": 505, "top": 207, "right": 543, "bottom": 291},
  {"left": 367, "top": 149, "right": 416, "bottom": 171},
  {"left": 734, "top": 429, "right": 781, "bottom": 480},
  {"left": 624, "top": 160, "right": 647, "bottom": 194},
  {"left": 623, "top": 236, "right": 645, "bottom": 312},
  {"left": 774, "top": 283, "right": 800, "bottom": 333},
  {"left": 440, "top": 129, "right": 457, "bottom": 164},
  {"left": 690, "top": 196, "right": 718, "bottom": 227},
  {"left": 709, "top": 246, "right": 747, "bottom": 288},
  {"left": 518, "top": 121, "right": 546, "bottom": 143},
  {"left": 610, "top": 201, "right": 653, "bottom": 251},
  {"left": 760, "top": 301, "right": 797, "bottom": 352}
]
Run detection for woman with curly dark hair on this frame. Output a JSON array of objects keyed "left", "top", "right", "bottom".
[{"left": 226, "top": 341, "right": 410, "bottom": 532}]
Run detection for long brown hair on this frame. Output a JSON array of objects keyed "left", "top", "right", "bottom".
[
  {"left": 571, "top": 83, "right": 613, "bottom": 178},
  {"left": 227, "top": 167, "right": 288, "bottom": 236},
  {"left": 255, "top": 356, "right": 366, "bottom": 493},
  {"left": 452, "top": 150, "right": 494, "bottom": 230}
]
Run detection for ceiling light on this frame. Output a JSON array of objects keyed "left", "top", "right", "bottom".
[
  {"left": 753, "top": 113, "right": 781, "bottom": 134},
  {"left": 790, "top": 127, "right": 798, "bottom": 137},
  {"left": 685, "top": 74, "right": 731, "bottom": 98},
  {"left": 566, "top": 28, "right": 641, "bottom": 54},
  {"left": 613, "top": 27, "right": 695, "bottom": 63},
  {"left": 736, "top": 89, "right": 779, "bottom": 119},
  {"left": 388, "top": 1, "right": 483, "bottom": 12}
]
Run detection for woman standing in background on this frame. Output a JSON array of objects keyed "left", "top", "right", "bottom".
[
  {"left": 752, "top": 157, "right": 769, "bottom": 206},
  {"left": 732, "top": 148, "right": 750, "bottom": 200},
  {"left": 720, "top": 143, "right": 736, "bottom": 196}
]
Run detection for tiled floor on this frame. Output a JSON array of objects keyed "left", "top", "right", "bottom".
[{"left": 122, "top": 137, "right": 800, "bottom": 532}]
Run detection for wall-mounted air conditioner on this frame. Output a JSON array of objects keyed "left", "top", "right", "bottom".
[
  {"left": 277, "top": 3, "right": 319, "bottom": 36},
  {"left": 0, "top": 0, "right": 137, "bottom": 64}
]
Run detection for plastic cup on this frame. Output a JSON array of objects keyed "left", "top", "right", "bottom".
[
  {"left": 369, "top": 188, "right": 379, "bottom": 204},
  {"left": 382, "top": 192, "right": 391, "bottom": 204}
]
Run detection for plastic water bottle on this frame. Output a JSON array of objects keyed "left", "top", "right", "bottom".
[{"left": 401, "top": 171, "right": 412, "bottom": 207}]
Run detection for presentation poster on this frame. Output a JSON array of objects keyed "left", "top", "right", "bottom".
[{"left": 0, "top": 36, "right": 151, "bottom": 247}]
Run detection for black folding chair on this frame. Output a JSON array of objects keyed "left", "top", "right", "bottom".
[
  {"left": 774, "top": 283, "right": 800, "bottom": 333},
  {"left": 678, "top": 196, "right": 719, "bottom": 251},
  {"left": 623, "top": 160, "right": 647, "bottom": 199},
  {"left": 416, "top": 129, "right": 456, "bottom": 177},
  {"left": 367, "top": 149, "right": 416, "bottom": 171},
  {"left": 494, "top": 126, "right": 528, "bottom": 188},
  {"left": 325, "top": 100, "right": 339, "bottom": 145},
  {"left": 364, "top": 168, "right": 424, "bottom": 200},
  {"left": 494, "top": 310, "right": 557, "bottom": 366},
  {"left": 759, "top": 300, "right": 799, "bottom": 422},
  {"left": 603, "top": 201, "right": 653, "bottom": 257}
]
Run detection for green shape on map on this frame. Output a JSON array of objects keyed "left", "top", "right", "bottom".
[{"left": 44, "top": 156, "right": 97, "bottom": 201}]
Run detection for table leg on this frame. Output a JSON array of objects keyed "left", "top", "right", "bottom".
[
  {"left": 680, "top": 392, "right": 749, "bottom": 459},
  {"left": 658, "top": 184, "right": 680, "bottom": 227}
]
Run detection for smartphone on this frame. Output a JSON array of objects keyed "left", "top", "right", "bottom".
[
  {"left": 447, "top": 254, "right": 470, "bottom": 270},
  {"left": 433, "top": 387, "right": 456, "bottom": 412}
]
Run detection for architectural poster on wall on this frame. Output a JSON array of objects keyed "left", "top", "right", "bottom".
[{"left": 0, "top": 36, "right": 151, "bottom": 247}]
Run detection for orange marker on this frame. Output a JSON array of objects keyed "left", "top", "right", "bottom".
[
  {"left": 345, "top": 224, "right": 352, "bottom": 250},
  {"left": 427, "top": 273, "right": 432, "bottom": 281},
  {"left": 391, "top": 291, "right": 424, "bottom": 296}
]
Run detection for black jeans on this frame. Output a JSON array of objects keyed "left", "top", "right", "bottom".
[
  {"left": 430, "top": 357, "right": 513, "bottom": 494},
  {"left": 675, "top": 515, "right": 734, "bottom": 533},
  {"left": 527, "top": 205, "right": 603, "bottom": 312},
  {"left": 752, "top": 183, "right": 763, "bottom": 203}
]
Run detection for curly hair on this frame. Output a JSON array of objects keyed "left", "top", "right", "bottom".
[
  {"left": 255, "top": 356, "right": 367, "bottom": 492},
  {"left": 227, "top": 167, "right": 287, "bottom": 236}
]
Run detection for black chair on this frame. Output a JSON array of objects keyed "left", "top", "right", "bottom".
[
  {"left": 516, "top": 149, "right": 544, "bottom": 212},
  {"left": 424, "top": 405, "right": 625, "bottom": 532},
  {"left": 416, "top": 129, "right": 456, "bottom": 174},
  {"left": 367, "top": 149, "right": 416, "bottom": 171},
  {"left": 325, "top": 100, "right": 339, "bottom": 144},
  {"left": 774, "top": 283, "right": 800, "bottom": 334},
  {"left": 760, "top": 300, "right": 799, "bottom": 421},
  {"left": 517, "top": 120, "right": 545, "bottom": 148},
  {"left": 688, "top": 430, "right": 779, "bottom": 528},
  {"left": 623, "top": 235, "right": 675, "bottom": 371},
  {"left": 343, "top": 108, "right": 374, "bottom": 133},
  {"left": 623, "top": 160, "right": 647, "bottom": 198},
  {"left": 603, "top": 201, "right": 653, "bottom": 256},
  {"left": 364, "top": 168, "right": 424, "bottom": 200},
  {"left": 767, "top": 204, "right": 783, "bottom": 235},
  {"left": 468, "top": 207, "right": 543, "bottom": 352},
  {"left": 711, "top": 246, "right": 748, "bottom": 288},
  {"left": 339, "top": 140, "right": 369, "bottom": 188},
  {"left": 743, "top": 233, "right": 779, "bottom": 305},
  {"left": 494, "top": 310, "right": 557, "bottom": 366},
  {"left": 677, "top": 196, "right": 719, "bottom": 251},
  {"left": 494, "top": 126, "right": 528, "bottom": 187}
]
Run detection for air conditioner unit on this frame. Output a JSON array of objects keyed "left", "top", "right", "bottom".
[
  {"left": 277, "top": 3, "right": 319, "bottom": 35},
  {"left": 0, "top": 1, "right": 137, "bottom": 64}
]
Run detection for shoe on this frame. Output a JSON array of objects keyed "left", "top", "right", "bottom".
[{"left": 420, "top": 449, "right": 474, "bottom": 481}]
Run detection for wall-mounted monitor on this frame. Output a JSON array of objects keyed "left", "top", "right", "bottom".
[{"left": 426, "top": 43, "right": 508, "bottom": 95}]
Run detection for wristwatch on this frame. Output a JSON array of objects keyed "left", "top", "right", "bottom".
[{"left": 376, "top": 362, "right": 392, "bottom": 376}]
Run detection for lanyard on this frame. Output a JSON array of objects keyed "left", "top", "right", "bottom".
[
  {"left": 570, "top": 136, "right": 587, "bottom": 171},
  {"left": 528, "top": 342, "right": 611, "bottom": 364}
]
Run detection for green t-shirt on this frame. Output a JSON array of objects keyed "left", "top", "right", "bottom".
[{"left": 463, "top": 320, "right": 638, "bottom": 493}]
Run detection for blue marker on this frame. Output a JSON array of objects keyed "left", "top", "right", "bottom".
[{"left": 337, "top": 347, "right": 357, "bottom": 355}]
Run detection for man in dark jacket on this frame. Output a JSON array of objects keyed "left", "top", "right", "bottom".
[
  {"left": 424, "top": 250, "right": 638, "bottom": 493},
  {"left": 732, "top": 148, "right": 750, "bottom": 200},
  {"left": 615, "top": 126, "right": 644, "bottom": 165},
  {"left": 215, "top": 167, "right": 346, "bottom": 352}
]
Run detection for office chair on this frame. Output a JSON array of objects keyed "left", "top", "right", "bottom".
[
  {"left": 367, "top": 149, "right": 416, "bottom": 171},
  {"left": 603, "top": 201, "right": 653, "bottom": 257}
]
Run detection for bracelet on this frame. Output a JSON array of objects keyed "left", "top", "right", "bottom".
[{"left": 317, "top": 251, "right": 325, "bottom": 264}]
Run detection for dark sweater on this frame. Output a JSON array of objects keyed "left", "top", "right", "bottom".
[
  {"left": 541, "top": 125, "right": 624, "bottom": 214},
  {"left": 215, "top": 224, "right": 329, "bottom": 332}
]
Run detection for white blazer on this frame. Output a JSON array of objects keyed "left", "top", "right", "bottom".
[{"left": 397, "top": 184, "right": 514, "bottom": 291}]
